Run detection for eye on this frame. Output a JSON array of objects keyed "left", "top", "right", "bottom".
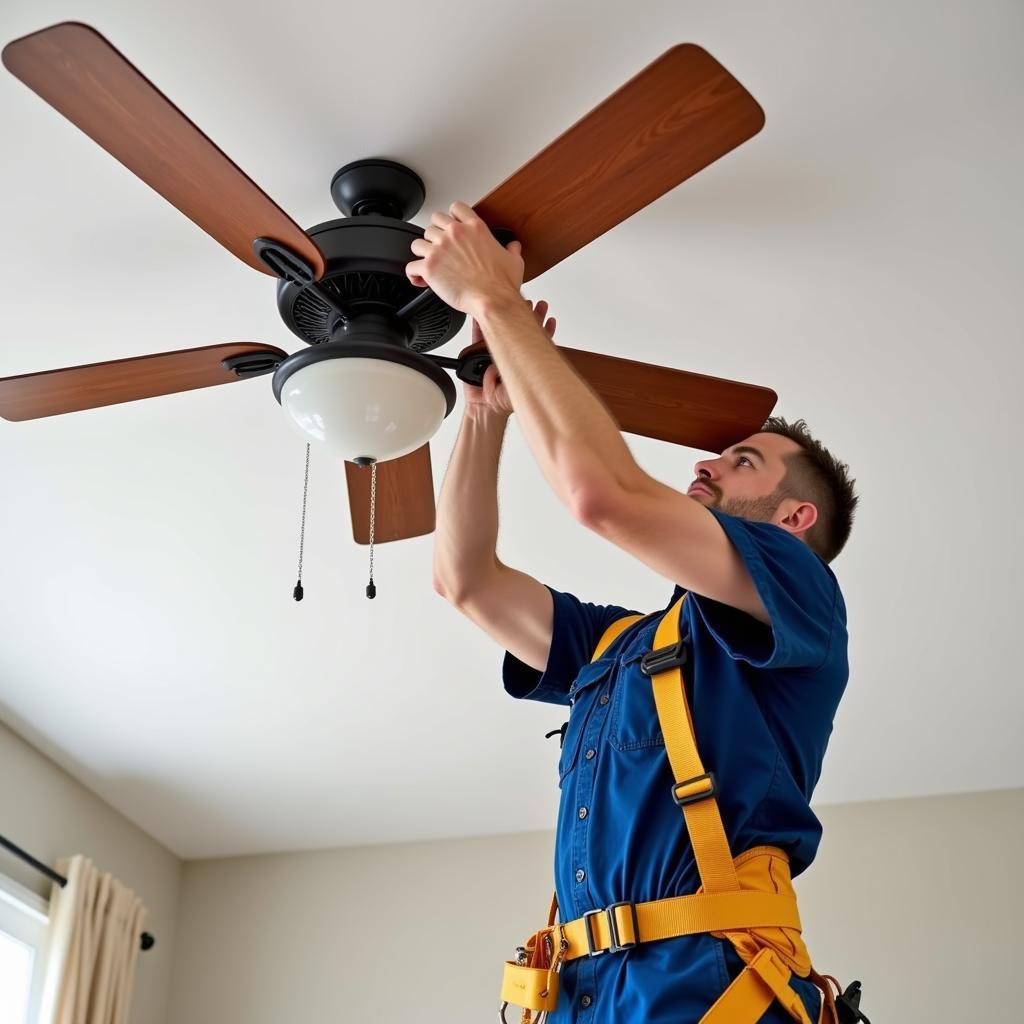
[{"left": 737, "top": 456, "right": 754, "bottom": 467}]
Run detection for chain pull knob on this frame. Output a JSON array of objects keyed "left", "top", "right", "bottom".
[
  {"left": 366, "top": 460, "right": 377, "bottom": 599},
  {"left": 293, "top": 443, "right": 311, "bottom": 602}
]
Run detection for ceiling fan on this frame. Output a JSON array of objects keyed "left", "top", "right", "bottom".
[{"left": 0, "top": 22, "right": 776, "bottom": 546}]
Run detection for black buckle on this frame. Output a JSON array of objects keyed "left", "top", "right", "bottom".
[
  {"left": 672, "top": 771, "right": 717, "bottom": 808},
  {"left": 584, "top": 902, "right": 639, "bottom": 956},
  {"left": 639, "top": 640, "right": 687, "bottom": 677}
]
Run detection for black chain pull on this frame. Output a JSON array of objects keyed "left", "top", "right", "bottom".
[
  {"left": 293, "top": 443, "right": 311, "bottom": 601},
  {"left": 366, "top": 461, "right": 377, "bottom": 599}
]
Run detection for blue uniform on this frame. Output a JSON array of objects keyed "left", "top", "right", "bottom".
[{"left": 502, "top": 508, "right": 848, "bottom": 1023}]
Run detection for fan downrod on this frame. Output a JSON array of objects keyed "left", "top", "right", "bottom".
[{"left": 330, "top": 159, "right": 426, "bottom": 219}]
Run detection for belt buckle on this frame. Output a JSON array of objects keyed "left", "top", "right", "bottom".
[
  {"left": 584, "top": 902, "right": 639, "bottom": 956},
  {"left": 583, "top": 908, "right": 606, "bottom": 957},
  {"left": 606, "top": 901, "right": 639, "bottom": 953}
]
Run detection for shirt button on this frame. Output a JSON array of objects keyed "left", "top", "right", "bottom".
[
  {"left": 585, "top": 748, "right": 596, "bottom": 760},
  {"left": 581, "top": 995, "right": 593, "bottom": 1008},
  {"left": 598, "top": 694, "right": 609, "bottom": 706},
  {"left": 575, "top": 868, "right": 586, "bottom": 883},
  {"left": 578, "top": 806, "right": 588, "bottom": 819}
]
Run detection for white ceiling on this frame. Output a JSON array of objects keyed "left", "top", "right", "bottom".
[{"left": 1, "top": 0, "right": 1021, "bottom": 860}]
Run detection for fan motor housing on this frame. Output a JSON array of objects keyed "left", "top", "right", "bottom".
[{"left": 275, "top": 215, "right": 465, "bottom": 352}]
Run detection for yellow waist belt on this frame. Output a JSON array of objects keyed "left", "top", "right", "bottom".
[{"left": 499, "top": 596, "right": 844, "bottom": 1024}]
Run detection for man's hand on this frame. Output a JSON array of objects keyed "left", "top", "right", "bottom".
[
  {"left": 406, "top": 201, "right": 524, "bottom": 314},
  {"left": 462, "top": 300, "right": 557, "bottom": 417}
]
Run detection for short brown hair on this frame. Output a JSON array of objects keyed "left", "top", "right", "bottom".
[{"left": 760, "top": 417, "right": 858, "bottom": 563}]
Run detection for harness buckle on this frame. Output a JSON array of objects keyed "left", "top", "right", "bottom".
[
  {"left": 672, "top": 771, "right": 718, "bottom": 807},
  {"left": 639, "top": 640, "right": 687, "bottom": 677},
  {"left": 606, "top": 901, "right": 640, "bottom": 952},
  {"left": 582, "top": 908, "right": 606, "bottom": 957},
  {"left": 584, "top": 902, "right": 639, "bottom": 956}
]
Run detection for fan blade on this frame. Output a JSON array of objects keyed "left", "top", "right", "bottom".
[
  {"left": 2, "top": 22, "right": 324, "bottom": 278},
  {"left": 458, "top": 340, "right": 775, "bottom": 452},
  {"left": 344, "top": 445, "right": 435, "bottom": 545},
  {"left": 474, "top": 45, "right": 764, "bottom": 282},
  {"left": 0, "top": 343, "right": 287, "bottom": 421},
  {"left": 560, "top": 347, "right": 776, "bottom": 452}
]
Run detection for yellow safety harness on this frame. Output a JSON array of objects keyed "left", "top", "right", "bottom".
[{"left": 500, "top": 595, "right": 845, "bottom": 1024}]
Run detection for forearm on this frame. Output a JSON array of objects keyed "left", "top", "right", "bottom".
[
  {"left": 432, "top": 405, "right": 510, "bottom": 594},
  {"left": 472, "top": 293, "right": 642, "bottom": 516}
]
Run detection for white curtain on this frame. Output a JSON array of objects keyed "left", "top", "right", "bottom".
[{"left": 37, "top": 855, "right": 148, "bottom": 1024}]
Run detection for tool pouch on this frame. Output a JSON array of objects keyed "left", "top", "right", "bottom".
[{"left": 499, "top": 960, "right": 560, "bottom": 1017}]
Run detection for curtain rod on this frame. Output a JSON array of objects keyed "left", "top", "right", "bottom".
[{"left": 0, "top": 833, "right": 154, "bottom": 951}]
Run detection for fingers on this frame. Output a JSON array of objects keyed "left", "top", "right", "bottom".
[
  {"left": 431, "top": 211, "right": 454, "bottom": 229},
  {"left": 448, "top": 200, "right": 478, "bottom": 223},
  {"left": 529, "top": 299, "right": 557, "bottom": 339},
  {"left": 481, "top": 362, "right": 502, "bottom": 402},
  {"left": 405, "top": 257, "right": 428, "bottom": 288}
]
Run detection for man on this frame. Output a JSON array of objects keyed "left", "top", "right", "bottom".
[{"left": 412, "top": 204, "right": 858, "bottom": 1023}]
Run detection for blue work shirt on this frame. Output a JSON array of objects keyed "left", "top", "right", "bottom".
[{"left": 502, "top": 508, "right": 848, "bottom": 1023}]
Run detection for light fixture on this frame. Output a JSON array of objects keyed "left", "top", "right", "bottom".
[{"left": 272, "top": 314, "right": 457, "bottom": 464}]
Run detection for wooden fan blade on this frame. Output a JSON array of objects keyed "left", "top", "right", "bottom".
[
  {"left": 457, "top": 339, "right": 775, "bottom": 452},
  {"left": 560, "top": 347, "right": 776, "bottom": 452},
  {"left": 474, "top": 45, "right": 764, "bottom": 282},
  {"left": 2, "top": 22, "right": 324, "bottom": 278},
  {"left": 0, "top": 343, "right": 287, "bottom": 421},
  {"left": 344, "top": 445, "right": 435, "bottom": 545}
]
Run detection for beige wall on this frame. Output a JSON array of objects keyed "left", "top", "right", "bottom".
[
  {"left": 0, "top": 719, "right": 182, "bottom": 1024},
  {"left": 168, "top": 787, "right": 1022, "bottom": 1023}
]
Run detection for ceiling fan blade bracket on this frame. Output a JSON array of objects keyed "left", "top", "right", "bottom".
[
  {"left": 221, "top": 351, "right": 285, "bottom": 379},
  {"left": 253, "top": 238, "right": 317, "bottom": 285},
  {"left": 254, "top": 238, "right": 354, "bottom": 327},
  {"left": 454, "top": 350, "right": 492, "bottom": 387}
]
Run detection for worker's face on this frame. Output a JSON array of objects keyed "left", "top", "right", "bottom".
[{"left": 688, "top": 432, "right": 804, "bottom": 524}]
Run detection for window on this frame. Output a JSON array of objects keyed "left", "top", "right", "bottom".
[{"left": 0, "top": 872, "right": 48, "bottom": 1024}]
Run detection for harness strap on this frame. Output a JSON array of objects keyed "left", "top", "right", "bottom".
[
  {"left": 559, "top": 889, "right": 801, "bottom": 961},
  {"left": 650, "top": 595, "right": 741, "bottom": 894},
  {"left": 591, "top": 613, "right": 645, "bottom": 662},
  {"left": 701, "top": 947, "right": 815, "bottom": 1024}
]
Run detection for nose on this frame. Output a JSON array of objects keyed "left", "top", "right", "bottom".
[{"left": 693, "top": 457, "right": 719, "bottom": 481}]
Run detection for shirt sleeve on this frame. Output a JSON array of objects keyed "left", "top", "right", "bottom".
[
  {"left": 502, "top": 586, "right": 639, "bottom": 705},
  {"left": 689, "top": 508, "right": 841, "bottom": 671}
]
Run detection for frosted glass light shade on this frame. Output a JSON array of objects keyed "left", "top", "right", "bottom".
[{"left": 279, "top": 356, "right": 448, "bottom": 463}]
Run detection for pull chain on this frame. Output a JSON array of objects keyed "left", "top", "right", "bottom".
[
  {"left": 293, "top": 443, "right": 311, "bottom": 601},
  {"left": 366, "top": 461, "right": 377, "bottom": 599}
]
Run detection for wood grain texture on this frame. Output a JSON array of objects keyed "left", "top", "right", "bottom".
[
  {"left": 474, "top": 44, "right": 764, "bottom": 282},
  {"left": 558, "top": 347, "right": 776, "bottom": 453},
  {"left": 344, "top": 445, "right": 435, "bottom": 545},
  {"left": 0, "top": 343, "right": 287, "bottom": 420},
  {"left": 458, "top": 340, "right": 776, "bottom": 453},
  {"left": 2, "top": 22, "right": 325, "bottom": 278}
]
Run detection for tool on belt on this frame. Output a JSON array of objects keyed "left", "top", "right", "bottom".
[{"left": 499, "top": 594, "right": 869, "bottom": 1024}]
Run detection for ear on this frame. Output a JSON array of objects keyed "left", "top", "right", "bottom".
[{"left": 776, "top": 499, "right": 818, "bottom": 538}]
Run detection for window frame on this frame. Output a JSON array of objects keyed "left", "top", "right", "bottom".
[{"left": 0, "top": 869, "right": 50, "bottom": 1024}]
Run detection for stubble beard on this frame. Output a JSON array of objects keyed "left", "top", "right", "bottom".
[{"left": 714, "top": 490, "right": 786, "bottom": 525}]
